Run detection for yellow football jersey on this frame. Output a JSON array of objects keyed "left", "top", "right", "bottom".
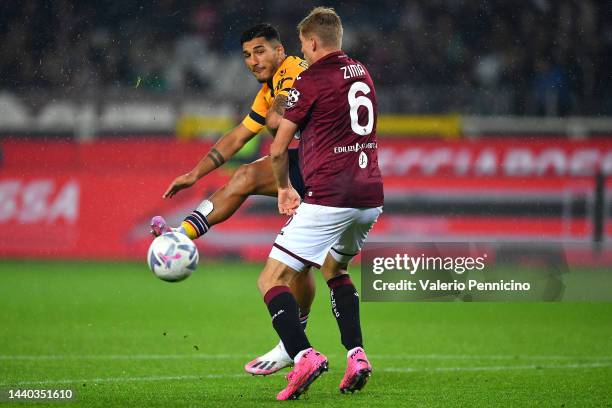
[{"left": 242, "top": 56, "right": 308, "bottom": 134}]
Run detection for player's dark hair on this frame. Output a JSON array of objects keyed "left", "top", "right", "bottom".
[{"left": 240, "top": 23, "right": 281, "bottom": 45}]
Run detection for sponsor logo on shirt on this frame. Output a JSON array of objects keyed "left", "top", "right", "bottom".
[{"left": 333, "top": 142, "right": 377, "bottom": 154}]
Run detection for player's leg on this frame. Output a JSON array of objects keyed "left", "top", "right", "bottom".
[
  {"left": 179, "top": 156, "right": 278, "bottom": 238},
  {"left": 322, "top": 206, "right": 382, "bottom": 394},
  {"left": 263, "top": 202, "right": 353, "bottom": 399},
  {"left": 153, "top": 148, "right": 305, "bottom": 238},
  {"left": 258, "top": 258, "right": 328, "bottom": 400},
  {"left": 261, "top": 203, "right": 381, "bottom": 399},
  {"left": 245, "top": 267, "right": 315, "bottom": 375},
  {"left": 293, "top": 268, "right": 315, "bottom": 324},
  {"left": 150, "top": 156, "right": 276, "bottom": 238},
  {"left": 321, "top": 254, "right": 371, "bottom": 393}
]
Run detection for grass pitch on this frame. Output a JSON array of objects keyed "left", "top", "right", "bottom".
[{"left": 1, "top": 260, "right": 611, "bottom": 407}]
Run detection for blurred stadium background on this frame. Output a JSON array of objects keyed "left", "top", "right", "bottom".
[
  {"left": 2, "top": 1, "right": 612, "bottom": 405},
  {"left": 1, "top": 0, "right": 611, "bottom": 259}
]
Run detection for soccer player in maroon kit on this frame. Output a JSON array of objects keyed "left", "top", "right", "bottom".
[{"left": 256, "top": 7, "right": 384, "bottom": 400}]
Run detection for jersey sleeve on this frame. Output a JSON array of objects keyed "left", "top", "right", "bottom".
[
  {"left": 242, "top": 86, "right": 268, "bottom": 134},
  {"left": 283, "top": 74, "right": 317, "bottom": 128}
]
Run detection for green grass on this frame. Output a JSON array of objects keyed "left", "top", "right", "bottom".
[{"left": 1, "top": 260, "right": 611, "bottom": 407}]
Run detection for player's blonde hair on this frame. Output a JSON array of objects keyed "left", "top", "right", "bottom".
[{"left": 298, "top": 7, "right": 343, "bottom": 49}]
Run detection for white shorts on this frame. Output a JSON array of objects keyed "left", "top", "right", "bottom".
[{"left": 269, "top": 203, "right": 383, "bottom": 272}]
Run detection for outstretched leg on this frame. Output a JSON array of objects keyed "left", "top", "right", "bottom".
[{"left": 180, "top": 156, "right": 277, "bottom": 237}]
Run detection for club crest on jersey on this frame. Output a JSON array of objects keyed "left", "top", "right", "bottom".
[
  {"left": 286, "top": 88, "right": 300, "bottom": 109},
  {"left": 276, "top": 77, "right": 293, "bottom": 92},
  {"left": 359, "top": 151, "right": 368, "bottom": 168}
]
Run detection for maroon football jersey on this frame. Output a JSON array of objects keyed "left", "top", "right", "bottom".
[{"left": 283, "top": 51, "right": 384, "bottom": 208}]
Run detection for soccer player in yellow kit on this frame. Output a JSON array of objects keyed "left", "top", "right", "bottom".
[{"left": 151, "top": 24, "right": 312, "bottom": 376}]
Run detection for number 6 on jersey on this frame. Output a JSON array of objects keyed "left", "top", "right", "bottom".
[{"left": 348, "top": 81, "right": 374, "bottom": 136}]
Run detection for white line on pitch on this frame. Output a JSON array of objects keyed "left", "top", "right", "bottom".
[
  {"left": 1, "top": 353, "right": 612, "bottom": 361},
  {"left": 0, "top": 374, "right": 245, "bottom": 387},
  {"left": 369, "top": 354, "right": 612, "bottom": 361},
  {"left": 381, "top": 362, "right": 611, "bottom": 373},
  {"left": 0, "top": 354, "right": 253, "bottom": 361},
  {"left": 1, "top": 362, "right": 609, "bottom": 387}
]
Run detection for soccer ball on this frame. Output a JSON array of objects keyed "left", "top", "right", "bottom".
[{"left": 147, "top": 232, "right": 198, "bottom": 282}]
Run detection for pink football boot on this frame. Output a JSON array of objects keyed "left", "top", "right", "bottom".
[
  {"left": 150, "top": 216, "right": 171, "bottom": 237},
  {"left": 339, "top": 347, "right": 372, "bottom": 394},
  {"left": 276, "top": 348, "right": 328, "bottom": 401}
]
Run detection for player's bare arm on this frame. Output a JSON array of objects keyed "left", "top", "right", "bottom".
[
  {"left": 163, "top": 123, "right": 257, "bottom": 198},
  {"left": 265, "top": 94, "right": 288, "bottom": 135},
  {"left": 270, "top": 118, "right": 300, "bottom": 215}
]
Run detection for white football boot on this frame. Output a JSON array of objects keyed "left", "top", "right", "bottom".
[{"left": 244, "top": 341, "right": 293, "bottom": 375}]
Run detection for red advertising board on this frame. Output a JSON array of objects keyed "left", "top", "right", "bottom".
[
  {"left": 1, "top": 137, "right": 611, "bottom": 260},
  {"left": 375, "top": 137, "right": 612, "bottom": 177}
]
